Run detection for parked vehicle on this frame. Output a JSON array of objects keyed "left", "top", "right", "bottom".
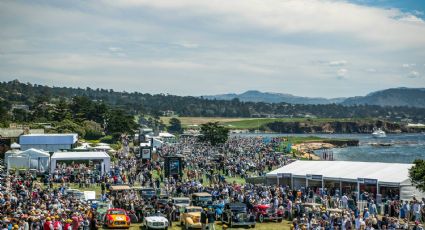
[
  {"left": 180, "top": 206, "right": 203, "bottom": 230},
  {"left": 96, "top": 201, "right": 114, "bottom": 223},
  {"left": 171, "top": 197, "right": 191, "bottom": 221},
  {"left": 156, "top": 196, "right": 170, "bottom": 212},
  {"left": 104, "top": 208, "right": 131, "bottom": 229},
  {"left": 142, "top": 212, "right": 169, "bottom": 230},
  {"left": 253, "top": 204, "right": 284, "bottom": 223},
  {"left": 132, "top": 186, "right": 157, "bottom": 200},
  {"left": 191, "top": 192, "right": 213, "bottom": 207},
  {"left": 222, "top": 203, "right": 256, "bottom": 228}
]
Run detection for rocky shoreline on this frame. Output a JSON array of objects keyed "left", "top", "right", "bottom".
[
  {"left": 291, "top": 139, "right": 359, "bottom": 160},
  {"left": 263, "top": 120, "right": 424, "bottom": 134}
]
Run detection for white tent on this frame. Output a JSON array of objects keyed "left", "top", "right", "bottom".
[
  {"left": 10, "top": 142, "right": 21, "bottom": 149},
  {"left": 7, "top": 155, "right": 29, "bottom": 171},
  {"left": 267, "top": 160, "right": 424, "bottom": 200},
  {"left": 50, "top": 151, "right": 110, "bottom": 175},
  {"left": 6, "top": 148, "right": 50, "bottom": 172},
  {"left": 23, "top": 148, "right": 50, "bottom": 172}
]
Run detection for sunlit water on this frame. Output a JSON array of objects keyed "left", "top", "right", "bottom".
[{"left": 233, "top": 133, "right": 425, "bottom": 163}]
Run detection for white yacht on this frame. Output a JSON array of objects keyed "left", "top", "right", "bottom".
[{"left": 372, "top": 128, "right": 386, "bottom": 138}]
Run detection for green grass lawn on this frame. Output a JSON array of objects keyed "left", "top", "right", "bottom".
[
  {"left": 223, "top": 117, "right": 376, "bottom": 129},
  {"left": 160, "top": 116, "right": 377, "bottom": 130}
]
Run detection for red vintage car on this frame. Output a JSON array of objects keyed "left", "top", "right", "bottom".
[
  {"left": 104, "top": 208, "right": 131, "bottom": 228},
  {"left": 253, "top": 204, "right": 284, "bottom": 223}
]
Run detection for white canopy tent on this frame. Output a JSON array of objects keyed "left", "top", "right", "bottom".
[
  {"left": 267, "top": 160, "right": 424, "bottom": 201},
  {"left": 6, "top": 148, "right": 50, "bottom": 172},
  {"left": 50, "top": 151, "right": 111, "bottom": 175}
]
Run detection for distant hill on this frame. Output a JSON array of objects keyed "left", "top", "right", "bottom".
[
  {"left": 342, "top": 88, "right": 425, "bottom": 108},
  {"left": 204, "top": 88, "right": 425, "bottom": 108},
  {"left": 203, "top": 90, "right": 346, "bottom": 105},
  {"left": 1, "top": 80, "right": 424, "bottom": 123}
]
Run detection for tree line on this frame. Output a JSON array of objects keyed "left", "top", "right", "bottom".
[{"left": 1, "top": 80, "right": 425, "bottom": 127}]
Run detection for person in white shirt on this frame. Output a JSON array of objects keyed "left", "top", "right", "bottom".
[
  {"left": 355, "top": 214, "right": 364, "bottom": 230},
  {"left": 413, "top": 201, "right": 422, "bottom": 221},
  {"left": 342, "top": 194, "right": 349, "bottom": 209}
]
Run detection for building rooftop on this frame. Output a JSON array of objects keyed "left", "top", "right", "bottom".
[{"left": 20, "top": 133, "right": 78, "bottom": 145}]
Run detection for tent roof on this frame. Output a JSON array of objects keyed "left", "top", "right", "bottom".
[
  {"left": 10, "top": 143, "right": 21, "bottom": 149},
  {"left": 158, "top": 132, "right": 175, "bottom": 138},
  {"left": 20, "top": 134, "right": 78, "bottom": 145},
  {"left": 267, "top": 160, "right": 413, "bottom": 184},
  {"left": 51, "top": 151, "right": 110, "bottom": 160},
  {"left": 21, "top": 148, "right": 50, "bottom": 157}
]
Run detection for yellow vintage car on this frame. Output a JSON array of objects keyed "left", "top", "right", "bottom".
[
  {"left": 180, "top": 206, "right": 203, "bottom": 230},
  {"left": 104, "top": 208, "right": 131, "bottom": 229}
]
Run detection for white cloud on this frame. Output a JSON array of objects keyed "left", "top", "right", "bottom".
[
  {"left": 329, "top": 60, "right": 348, "bottom": 66},
  {"left": 102, "top": 0, "right": 425, "bottom": 48},
  {"left": 1, "top": 1, "right": 425, "bottom": 97},
  {"left": 336, "top": 68, "right": 348, "bottom": 79},
  {"left": 108, "top": 47, "right": 122, "bottom": 52},
  {"left": 402, "top": 63, "right": 417, "bottom": 68},
  {"left": 407, "top": 71, "right": 420, "bottom": 78},
  {"left": 398, "top": 14, "right": 425, "bottom": 24},
  {"left": 176, "top": 42, "right": 199, "bottom": 49}
]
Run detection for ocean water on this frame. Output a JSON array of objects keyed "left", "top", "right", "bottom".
[{"left": 233, "top": 133, "right": 425, "bottom": 163}]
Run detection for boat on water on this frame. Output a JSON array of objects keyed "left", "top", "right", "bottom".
[{"left": 372, "top": 128, "right": 386, "bottom": 138}]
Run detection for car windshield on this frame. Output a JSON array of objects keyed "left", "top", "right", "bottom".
[
  {"left": 196, "top": 196, "right": 212, "bottom": 201},
  {"left": 107, "top": 210, "right": 126, "bottom": 215},
  {"left": 98, "top": 203, "right": 109, "bottom": 208},
  {"left": 174, "top": 199, "right": 190, "bottom": 204},
  {"left": 141, "top": 190, "right": 155, "bottom": 195},
  {"left": 231, "top": 207, "right": 247, "bottom": 212},
  {"left": 186, "top": 208, "right": 202, "bottom": 213}
]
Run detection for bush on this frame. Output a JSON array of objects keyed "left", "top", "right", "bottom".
[{"left": 99, "top": 135, "right": 115, "bottom": 144}]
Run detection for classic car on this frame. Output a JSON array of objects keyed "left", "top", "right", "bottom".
[
  {"left": 171, "top": 197, "right": 191, "bottom": 221},
  {"left": 132, "top": 186, "right": 157, "bottom": 200},
  {"left": 253, "top": 204, "right": 284, "bottom": 223},
  {"left": 222, "top": 203, "right": 256, "bottom": 228},
  {"left": 95, "top": 201, "right": 114, "bottom": 222},
  {"left": 104, "top": 208, "right": 131, "bottom": 228},
  {"left": 156, "top": 196, "right": 170, "bottom": 211},
  {"left": 180, "top": 206, "right": 203, "bottom": 230},
  {"left": 191, "top": 192, "right": 213, "bottom": 207},
  {"left": 143, "top": 212, "right": 169, "bottom": 230}
]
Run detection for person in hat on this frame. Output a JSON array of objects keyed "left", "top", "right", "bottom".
[
  {"left": 52, "top": 216, "right": 62, "bottom": 230},
  {"left": 43, "top": 217, "right": 53, "bottom": 230},
  {"left": 207, "top": 207, "right": 216, "bottom": 230},
  {"left": 200, "top": 208, "right": 208, "bottom": 230}
]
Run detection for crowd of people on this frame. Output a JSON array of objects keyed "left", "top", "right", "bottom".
[{"left": 0, "top": 135, "right": 424, "bottom": 230}]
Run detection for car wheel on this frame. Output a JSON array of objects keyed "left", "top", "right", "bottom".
[
  {"left": 251, "top": 225, "right": 256, "bottom": 228},
  {"left": 229, "top": 219, "right": 233, "bottom": 228},
  {"left": 278, "top": 217, "right": 283, "bottom": 222},
  {"left": 258, "top": 214, "right": 264, "bottom": 223}
]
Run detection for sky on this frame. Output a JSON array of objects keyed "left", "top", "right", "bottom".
[{"left": 0, "top": 0, "right": 425, "bottom": 98}]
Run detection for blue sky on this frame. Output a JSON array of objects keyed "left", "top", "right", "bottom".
[{"left": 0, "top": 0, "right": 424, "bottom": 98}]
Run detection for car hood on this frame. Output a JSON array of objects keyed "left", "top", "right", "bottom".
[
  {"left": 175, "top": 204, "right": 190, "bottom": 208},
  {"left": 187, "top": 212, "right": 201, "bottom": 217},
  {"left": 109, "top": 215, "right": 127, "bottom": 221},
  {"left": 145, "top": 216, "right": 168, "bottom": 222}
]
